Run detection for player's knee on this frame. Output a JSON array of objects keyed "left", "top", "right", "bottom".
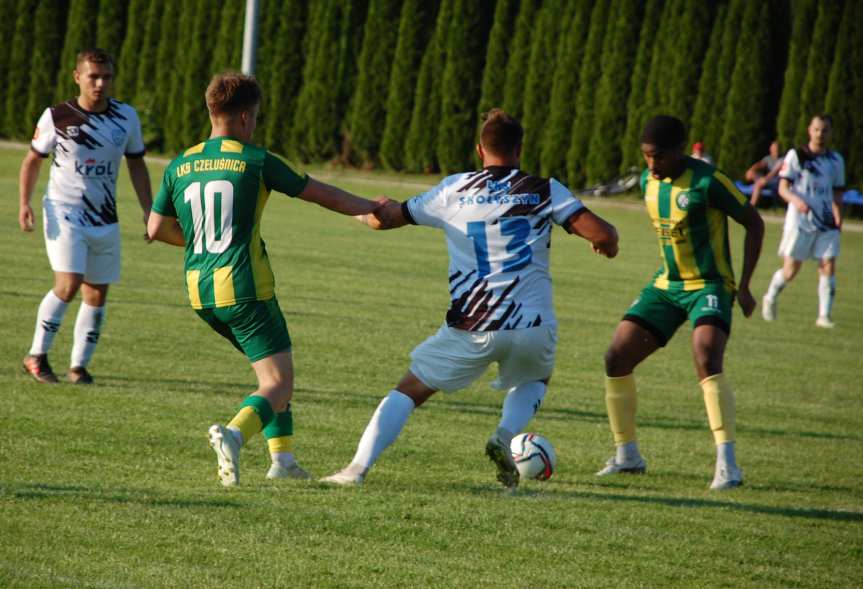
[
  {"left": 604, "top": 346, "right": 630, "bottom": 376},
  {"left": 692, "top": 349, "right": 722, "bottom": 377}
]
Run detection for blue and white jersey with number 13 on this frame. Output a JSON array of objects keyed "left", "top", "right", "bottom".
[{"left": 403, "top": 166, "right": 584, "bottom": 332}]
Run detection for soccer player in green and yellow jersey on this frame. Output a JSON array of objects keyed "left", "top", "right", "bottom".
[
  {"left": 147, "top": 72, "right": 383, "bottom": 487},
  {"left": 598, "top": 115, "right": 764, "bottom": 490}
]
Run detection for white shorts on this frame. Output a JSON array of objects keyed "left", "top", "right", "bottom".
[
  {"left": 43, "top": 198, "right": 121, "bottom": 284},
  {"left": 778, "top": 226, "right": 840, "bottom": 261},
  {"left": 409, "top": 324, "right": 557, "bottom": 393}
]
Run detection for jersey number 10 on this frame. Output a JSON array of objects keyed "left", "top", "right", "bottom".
[{"left": 184, "top": 180, "right": 234, "bottom": 254}]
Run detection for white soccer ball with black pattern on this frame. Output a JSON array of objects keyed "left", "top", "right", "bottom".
[{"left": 510, "top": 433, "right": 556, "bottom": 480}]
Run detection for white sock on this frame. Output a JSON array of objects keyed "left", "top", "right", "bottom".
[
  {"left": 499, "top": 381, "right": 547, "bottom": 434},
  {"left": 70, "top": 302, "right": 106, "bottom": 368},
  {"left": 818, "top": 275, "right": 835, "bottom": 318},
  {"left": 716, "top": 441, "right": 737, "bottom": 470},
  {"left": 765, "top": 269, "right": 787, "bottom": 301},
  {"left": 272, "top": 451, "right": 297, "bottom": 468},
  {"left": 29, "top": 290, "right": 70, "bottom": 356},
  {"left": 350, "top": 390, "right": 416, "bottom": 470},
  {"left": 616, "top": 440, "right": 642, "bottom": 464}
]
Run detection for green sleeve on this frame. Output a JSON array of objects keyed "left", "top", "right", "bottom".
[
  {"left": 639, "top": 169, "right": 649, "bottom": 194},
  {"left": 263, "top": 152, "right": 309, "bottom": 197},
  {"left": 708, "top": 170, "right": 749, "bottom": 221},
  {"left": 152, "top": 165, "right": 177, "bottom": 217}
]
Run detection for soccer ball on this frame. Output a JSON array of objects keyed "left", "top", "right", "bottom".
[{"left": 510, "top": 433, "right": 557, "bottom": 481}]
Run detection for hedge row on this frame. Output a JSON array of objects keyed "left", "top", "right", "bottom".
[{"left": 1, "top": 0, "right": 861, "bottom": 187}]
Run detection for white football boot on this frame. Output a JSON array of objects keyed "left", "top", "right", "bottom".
[
  {"left": 595, "top": 455, "right": 647, "bottom": 476},
  {"left": 815, "top": 316, "right": 835, "bottom": 328},
  {"left": 267, "top": 462, "right": 312, "bottom": 480},
  {"left": 710, "top": 465, "right": 743, "bottom": 491},
  {"left": 320, "top": 463, "right": 366, "bottom": 486},
  {"left": 208, "top": 424, "right": 241, "bottom": 487}
]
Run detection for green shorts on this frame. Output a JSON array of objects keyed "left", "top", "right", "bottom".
[
  {"left": 195, "top": 297, "right": 292, "bottom": 362},
  {"left": 623, "top": 283, "right": 733, "bottom": 347}
]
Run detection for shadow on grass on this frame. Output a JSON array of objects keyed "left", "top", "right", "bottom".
[
  {"left": 1, "top": 482, "right": 242, "bottom": 510},
  {"left": 455, "top": 484, "right": 863, "bottom": 523}
]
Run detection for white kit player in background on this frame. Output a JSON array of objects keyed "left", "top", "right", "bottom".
[
  {"left": 18, "top": 48, "right": 153, "bottom": 384},
  {"left": 762, "top": 114, "right": 845, "bottom": 328},
  {"left": 322, "top": 109, "right": 619, "bottom": 490}
]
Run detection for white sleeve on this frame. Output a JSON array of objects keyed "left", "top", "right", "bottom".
[
  {"left": 30, "top": 108, "right": 56, "bottom": 156},
  {"left": 549, "top": 178, "right": 585, "bottom": 225},
  {"left": 833, "top": 152, "right": 845, "bottom": 188},
  {"left": 405, "top": 175, "right": 460, "bottom": 229},
  {"left": 124, "top": 108, "right": 146, "bottom": 157},
  {"left": 779, "top": 149, "right": 799, "bottom": 182}
]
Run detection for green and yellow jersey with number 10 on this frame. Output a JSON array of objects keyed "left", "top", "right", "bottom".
[
  {"left": 640, "top": 157, "right": 749, "bottom": 293},
  {"left": 152, "top": 137, "right": 308, "bottom": 309}
]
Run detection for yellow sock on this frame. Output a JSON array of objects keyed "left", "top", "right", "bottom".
[
  {"left": 701, "top": 373, "right": 736, "bottom": 444},
  {"left": 605, "top": 374, "right": 637, "bottom": 445},
  {"left": 227, "top": 406, "right": 263, "bottom": 446},
  {"left": 267, "top": 436, "right": 293, "bottom": 455}
]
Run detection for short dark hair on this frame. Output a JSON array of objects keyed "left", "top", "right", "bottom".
[
  {"left": 480, "top": 108, "right": 523, "bottom": 156},
  {"left": 76, "top": 48, "right": 114, "bottom": 69},
  {"left": 206, "top": 72, "right": 262, "bottom": 116},
  {"left": 811, "top": 113, "right": 833, "bottom": 127},
  {"left": 641, "top": 115, "right": 687, "bottom": 150}
]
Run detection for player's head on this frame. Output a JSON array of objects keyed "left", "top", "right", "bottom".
[
  {"left": 477, "top": 108, "right": 523, "bottom": 165},
  {"left": 73, "top": 48, "right": 114, "bottom": 105},
  {"left": 769, "top": 140, "right": 780, "bottom": 158},
  {"left": 206, "top": 72, "right": 262, "bottom": 142},
  {"left": 808, "top": 114, "right": 832, "bottom": 150},
  {"left": 640, "top": 115, "right": 687, "bottom": 179}
]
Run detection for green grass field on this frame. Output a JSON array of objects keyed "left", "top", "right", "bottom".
[{"left": 1, "top": 144, "right": 861, "bottom": 588}]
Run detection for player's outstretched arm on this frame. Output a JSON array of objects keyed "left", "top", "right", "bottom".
[
  {"left": 299, "top": 178, "right": 380, "bottom": 216},
  {"left": 566, "top": 209, "right": 619, "bottom": 258},
  {"left": 18, "top": 150, "right": 44, "bottom": 232},
  {"left": 147, "top": 212, "right": 185, "bottom": 247},
  {"left": 733, "top": 206, "right": 764, "bottom": 318}
]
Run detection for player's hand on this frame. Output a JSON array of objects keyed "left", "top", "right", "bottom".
[
  {"left": 737, "top": 286, "right": 756, "bottom": 318},
  {"left": 142, "top": 212, "right": 153, "bottom": 242},
  {"left": 18, "top": 205, "right": 34, "bottom": 232},
  {"left": 592, "top": 242, "right": 618, "bottom": 258}
]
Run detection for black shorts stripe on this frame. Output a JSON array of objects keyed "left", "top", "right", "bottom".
[
  {"left": 622, "top": 314, "right": 669, "bottom": 347},
  {"left": 693, "top": 315, "right": 730, "bottom": 336}
]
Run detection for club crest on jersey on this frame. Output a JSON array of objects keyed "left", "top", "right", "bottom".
[
  {"left": 111, "top": 129, "right": 125, "bottom": 146},
  {"left": 67, "top": 126, "right": 79, "bottom": 137},
  {"left": 676, "top": 191, "right": 691, "bottom": 210}
]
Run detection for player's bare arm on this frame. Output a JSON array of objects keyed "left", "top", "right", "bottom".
[
  {"left": 147, "top": 212, "right": 185, "bottom": 246},
  {"left": 18, "top": 150, "right": 44, "bottom": 232},
  {"left": 299, "top": 178, "right": 379, "bottom": 216},
  {"left": 566, "top": 209, "right": 619, "bottom": 258},
  {"left": 126, "top": 157, "right": 153, "bottom": 222},
  {"left": 778, "top": 178, "right": 809, "bottom": 214},
  {"left": 832, "top": 187, "right": 844, "bottom": 230},
  {"left": 731, "top": 205, "right": 764, "bottom": 317}
]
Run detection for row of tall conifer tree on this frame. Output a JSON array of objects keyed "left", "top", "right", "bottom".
[{"left": 1, "top": 0, "right": 861, "bottom": 187}]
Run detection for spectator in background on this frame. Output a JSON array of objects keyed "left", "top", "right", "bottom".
[
  {"left": 691, "top": 141, "right": 714, "bottom": 165},
  {"left": 746, "top": 140, "right": 783, "bottom": 207}
]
